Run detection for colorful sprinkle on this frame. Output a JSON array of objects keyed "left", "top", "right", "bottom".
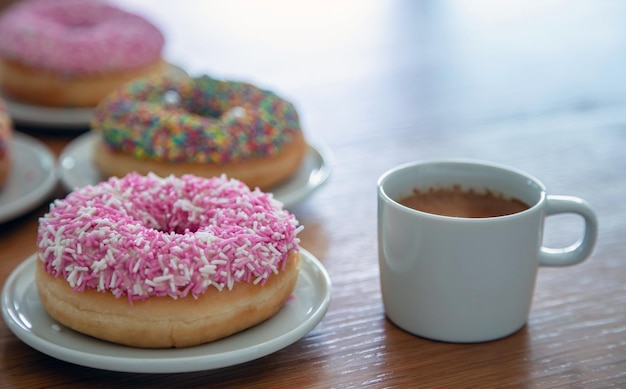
[{"left": 91, "top": 74, "right": 302, "bottom": 164}]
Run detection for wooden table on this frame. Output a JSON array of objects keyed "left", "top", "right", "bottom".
[{"left": 2, "top": 0, "right": 626, "bottom": 387}]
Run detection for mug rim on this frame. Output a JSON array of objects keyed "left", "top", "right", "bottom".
[{"left": 377, "top": 158, "right": 547, "bottom": 220}]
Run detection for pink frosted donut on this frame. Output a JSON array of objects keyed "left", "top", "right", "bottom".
[
  {"left": 0, "top": 0, "right": 167, "bottom": 107},
  {"left": 0, "top": 0, "right": 163, "bottom": 74},
  {"left": 36, "top": 173, "right": 303, "bottom": 348}
]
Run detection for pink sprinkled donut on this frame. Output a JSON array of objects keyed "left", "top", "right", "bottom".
[
  {"left": 36, "top": 173, "right": 302, "bottom": 348},
  {"left": 0, "top": 0, "right": 166, "bottom": 107}
]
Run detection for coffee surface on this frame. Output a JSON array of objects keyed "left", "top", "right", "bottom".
[{"left": 398, "top": 186, "right": 529, "bottom": 218}]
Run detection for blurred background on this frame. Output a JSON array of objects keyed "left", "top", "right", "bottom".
[{"left": 109, "top": 0, "right": 626, "bottom": 134}]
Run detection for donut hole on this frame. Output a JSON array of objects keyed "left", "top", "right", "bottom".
[
  {"left": 169, "top": 223, "right": 200, "bottom": 235},
  {"left": 48, "top": 14, "right": 99, "bottom": 29},
  {"left": 182, "top": 102, "right": 247, "bottom": 124},
  {"left": 35, "top": 3, "right": 109, "bottom": 29},
  {"left": 125, "top": 197, "right": 204, "bottom": 236},
  {"left": 156, "top": 77, "right": 256, "bottom": 121},
  {"left": 151, "top": 218, "right": 200, "bottom": 235},
  {"left": 158, "top": 89, "right": 222, "bottom": 120},
  {"left": 182, "top": 96, "right": 224, "bottom": 119}
]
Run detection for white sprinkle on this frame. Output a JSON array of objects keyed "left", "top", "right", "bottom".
[
  {"left": 268, "top": 244, "right": 281, "bottom": 256},
  {"left": 109, "top": 272, "right": 117, "bottom": 288},
  {"left": 227, "top": 274, "right": 234, "bottom": 290},
  {"left": 153, "top": 274, "right": 174, "bottom": 283},
  {"left": 199, "top": 265, "right": 215, "bottom": 276},
  {"left": 253, "top": 274, "right": 267, "bottom": 284},
  {"left": 67, "top": 270, "right": 78, "bottom": 287},
  {"left": 133, "top": 283, "right": 144, "bottom": 295},
  {"left": 132, "top": 259, "right": 141, "bottom": 273}
]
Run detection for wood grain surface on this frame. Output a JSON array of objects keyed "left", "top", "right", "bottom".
[{"left": 1, "top": 0, "right": 625, "bottom": 387}]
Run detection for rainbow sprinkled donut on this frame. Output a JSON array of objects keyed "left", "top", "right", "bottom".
[{"left": 91, "top": 73, "right": 307, "bottom": 190}]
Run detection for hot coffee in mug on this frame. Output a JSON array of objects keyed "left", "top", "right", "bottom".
[
  {"left": 398, "top": 186, "right": 529, "bottom": 218},
  {"left": 377, "top": 160, "right": 598, "bottom": 343}
]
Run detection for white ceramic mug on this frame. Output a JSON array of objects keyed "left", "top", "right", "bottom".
[{"left": 377, "top": 160, "right": 598, "bottom": 343}]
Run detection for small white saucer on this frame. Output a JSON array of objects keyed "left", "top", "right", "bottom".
[
  {"left": 3, "top": 96, "right": 94, "bottom": 129},
  {"left": 0, "top": 132, "right": 57, "bottom": 223},
  {"left": 1, "top": 249, "right": 331, "bottom": 373},
  {"left": 59, "top": 132, "right": 332, "bottom": 207}
]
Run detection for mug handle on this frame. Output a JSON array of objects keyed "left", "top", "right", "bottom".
[{"left": 538, "top": 195, "right": 598, "bottom": 266}]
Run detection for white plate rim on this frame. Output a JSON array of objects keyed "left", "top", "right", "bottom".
[
  {"left": 2, "top": 95, "right": 94, "bottom": 129},
  {"left": 59, "top": 132, "right": 332, "bottom": 207},
  {"left": 0, "top": 132, "right": 58, "bottom": 223},
  {"left": 1, "top": 248, "right": 331, "bottom": 373}
]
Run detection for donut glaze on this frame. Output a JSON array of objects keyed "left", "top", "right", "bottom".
[
  {"left": 0, "top": 99, "right": 12, "bottom": 186},
  {"left": 37, "top": 173, "right": 302, "bottom": 301},
  {"left": 0, "top": 0, "right": 164, "bottom": 75}
]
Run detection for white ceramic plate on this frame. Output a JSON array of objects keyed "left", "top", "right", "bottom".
[
  {"left": 0, "top": 133, "right": 58, "bottom": 223},
  {"left": 59, "top": 132, "right": 332, "bottom": 207},
  {"left": 3, "top": 95, "right": 94, "bottom": 129},
  {"left": 2, "top": 248, "right": 331, "bottom": 373}
]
